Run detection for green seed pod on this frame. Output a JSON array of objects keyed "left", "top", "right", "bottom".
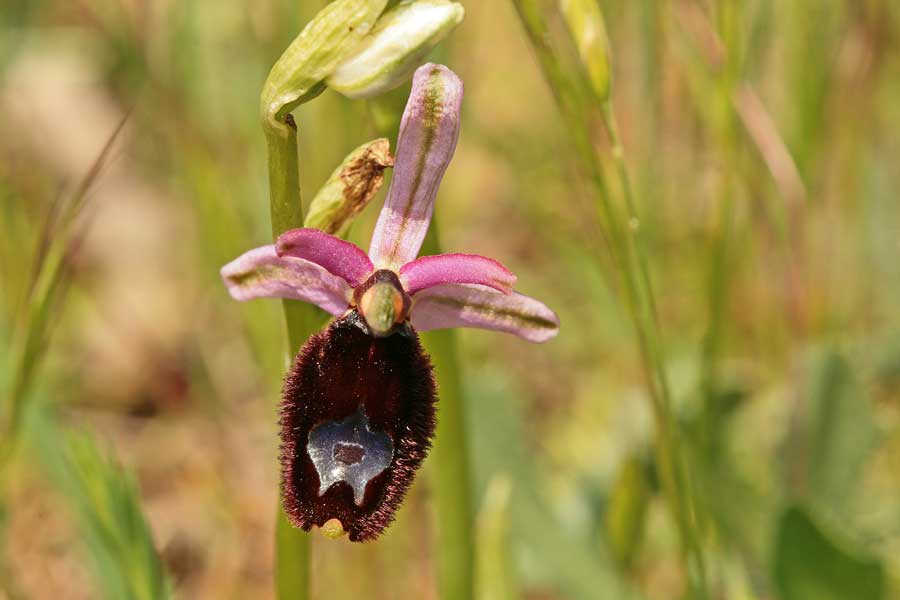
[
  {"left": 260, "top": 0, "right": 388, "bottom": 128},
  {"left": 604, "top": 455, "right": 651, "bottom": 569},
  {"left": 559, "top": 0, "right": 612, "bottom": 102},
  {"left": 304, "top": 139, "right": 394, "bottom": 235},
  {"left": 326, "top": 0, "right": 465, "bottom": 99}
]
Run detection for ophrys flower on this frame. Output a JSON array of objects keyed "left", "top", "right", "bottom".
[{"left": 222, "top": 64, "right": 559, "bottom": 541}]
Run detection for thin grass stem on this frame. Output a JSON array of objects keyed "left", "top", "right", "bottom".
[
  {"left": 0, "top": 116, "right": 127, "bottom": 469},
  {"left": 511, "top": 0, "right": 709, "bottom": 595},
  {"left": 700, "top": 0, "right": 741, "bottom": 455}
]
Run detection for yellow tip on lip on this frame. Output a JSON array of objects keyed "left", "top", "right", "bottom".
[{"left": 320, "top": 518, "right": 347, "bottom": 539}]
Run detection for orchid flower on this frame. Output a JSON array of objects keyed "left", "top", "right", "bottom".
[{"left": 221, "top": 64, "right": 559, "bottom": 541}]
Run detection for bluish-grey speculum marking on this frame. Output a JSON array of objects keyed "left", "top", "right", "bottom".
[{"left": 307, "top": 408, "right": 394, "bottom": 506}]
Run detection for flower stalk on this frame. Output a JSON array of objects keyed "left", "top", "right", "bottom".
[
  {"left": 232, "top": 62, "right": 552, "bottom": 595},
  {"left": 257, "top": 0, "right": 463, "bottom": 591},
  {"left": 267, "top": 101, "right": 315, "bottom": 600},
  {"left": 250, "top": 36, "right": 544, "bottom": 598},
  {"left": 261, "top": 2, "right": 387, "bottom": 596}
]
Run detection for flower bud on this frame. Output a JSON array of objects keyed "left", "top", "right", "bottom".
[
  {"left": 261, "top": 0, "right": 388, "bottom": 125},
  {"left": 559, "top": 0, "right": 612, "bottom": 102},
  {"left": 304, "top": 138, "right": 394, "bottom": 235},
  {"left": 326, "top": 0, "right": 465, "bottom": 99}
]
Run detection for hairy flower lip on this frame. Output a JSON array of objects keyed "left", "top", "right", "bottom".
[{"left": 280, "top": 308, "right": 436, "bottom": 541}]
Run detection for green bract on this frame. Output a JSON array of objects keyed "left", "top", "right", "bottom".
[
  {"left": 260, "top": 0, "right": 388, "bottom": 128},
  {"left": 326, "top": 0, "right": 465, "bottom": 99},
  {"left": 559, "top": 0, "right": 611, "bottom": 102}
]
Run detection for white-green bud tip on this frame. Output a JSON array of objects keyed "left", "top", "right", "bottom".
[{"left": 326, "top": 0, "right": 465, "bottom": 100}]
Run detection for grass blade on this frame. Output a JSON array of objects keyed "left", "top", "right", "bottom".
[{"left": 28, "top": 406, "right": 172, "bottom": 600}]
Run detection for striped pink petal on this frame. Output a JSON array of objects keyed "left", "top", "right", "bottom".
[
  {"left": 276, "top": 228, "right": 373, "bottom": 287},
  {"left": 410, "top": 284, "right": 559, "bottom": 343},
  {"left": 368, "top": 64, "right": 463, "bottom": 269},
  {"left": 399, "top": 253, "right": 516, "bottom": 295},
  {"left": 221, "top": 245, "right": 351, "bottom": 316}
]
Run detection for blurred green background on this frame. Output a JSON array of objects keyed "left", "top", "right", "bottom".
[{"left": 2, "top": 0, "right": 899, "bottom": 598}]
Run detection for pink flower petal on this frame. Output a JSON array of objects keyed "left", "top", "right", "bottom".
[
  {"left": 276, "top": 228, "right": 373, "bottom": 287},
  {"left": 410, "top": 284, "right": 559, "bottom": 343},
  {"left": 221, "top": 245, "right": 351, "bottom": 315},
  {"left": 399, "top": 253, "right": 516, "bottom": 295},
  {"left": 368, "top": 64, "right": 463, "bottom": 269}
]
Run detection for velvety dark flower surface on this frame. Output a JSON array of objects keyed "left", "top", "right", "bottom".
[
  {"left": 222, "top": 63, "right": 559, "bottom": 540},
  {"left": 281, "top": 310, "right": 435, "bottom": 541}
]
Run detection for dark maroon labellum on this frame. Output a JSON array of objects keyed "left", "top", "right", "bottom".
[{"left": 279, "top": 309, "right": 437, "bottom": 541}]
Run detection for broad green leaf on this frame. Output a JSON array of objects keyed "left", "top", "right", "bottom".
[
  {"left": 808, "top": 351, "right": 878, "bottom": 512},
  {"left": 774, "top": 505, "right": 885, "bottom": 600},
  {"left": 464, "top": 369, "right": 641, "bottom": 600}
]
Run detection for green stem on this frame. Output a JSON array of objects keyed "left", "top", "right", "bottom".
[
  {"left": 275, "top": 501, "right": 312, "bottom": 600},
  {"left": 511, "top": 1, "right": 708, "bottom": 595},
  {"left": 265, "top": 112, "right": 315, "bottom": 600},
  {"left": 267, "top": 115, "right": 305, "bottom": 238},
  {"left": 603, "top": 104, "right": 709, "bottom": 595},
  {"left": 700, "top": 0, "right": 741, "bottom": 455},
  {"left": 421, "top": 224, "right": 475, "bottom": 600}
]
